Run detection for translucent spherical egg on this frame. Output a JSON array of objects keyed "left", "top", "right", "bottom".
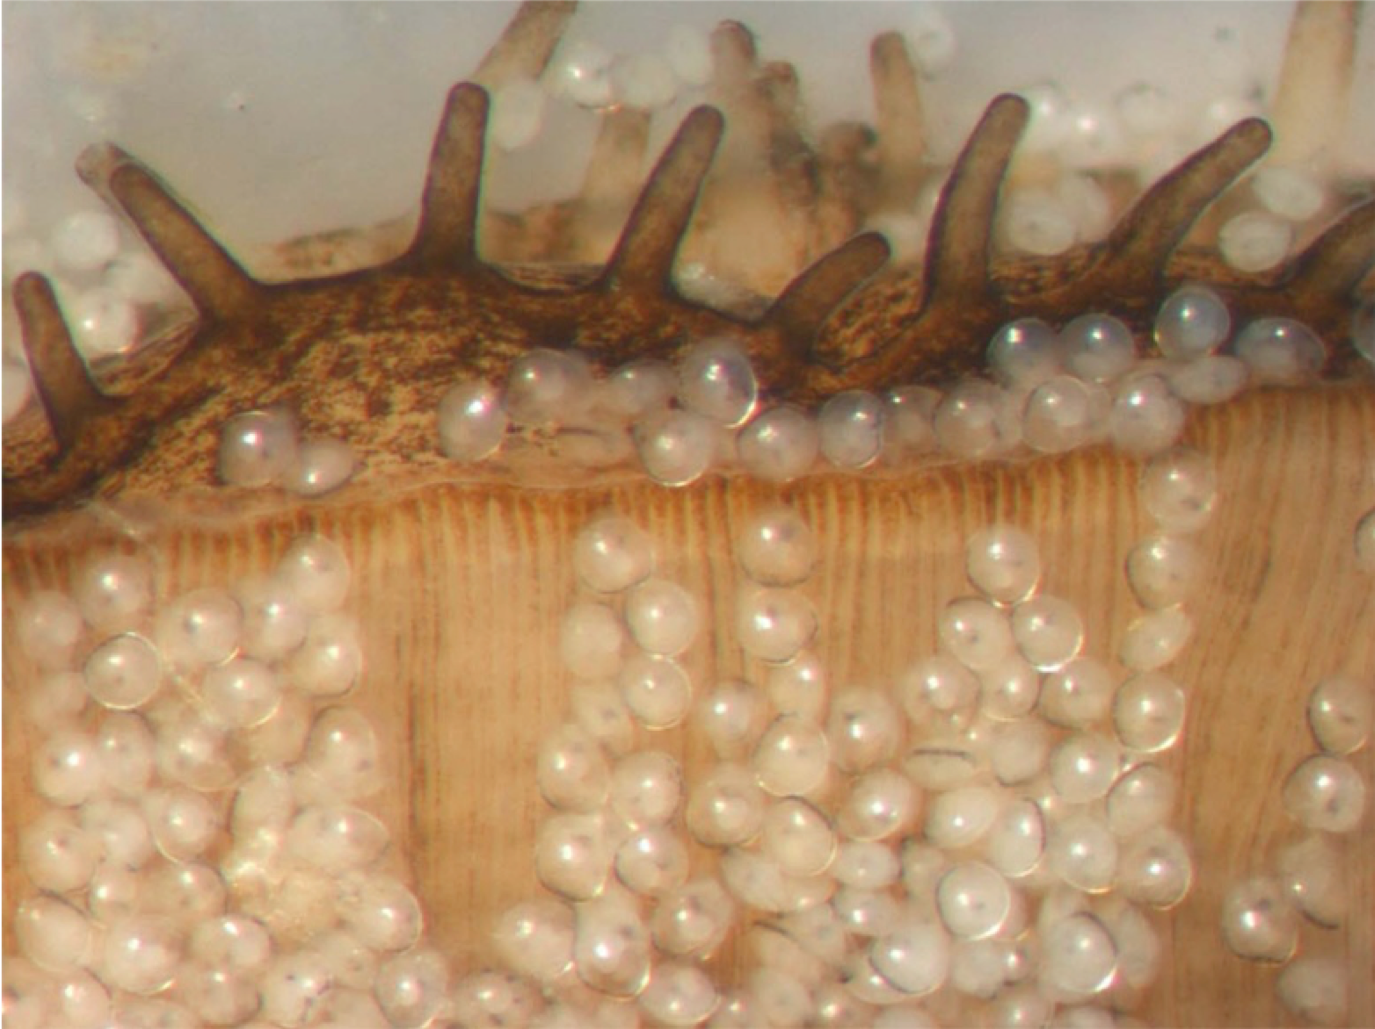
[
  {"left": 1281, "top": 755, "right": 1366, "bottom": 833},
  {"left": 939, "top": 598, "right": 1015, "bottom": 672},
  {"left": 639, "top": 962, "right": 718, "bottom": 1027},
  {"left": 1022, "top": 375, "right": 1109, "bottom": 453},
  {"left": 698, "top": 679, "right": 766, "bottom": 758},
  {"left": 436, "top": 380, "right": 509, "bottom": 463},
  {"left": 677, "top": 337, "right": 758, "bottom": 426},
  {"left": 819, "top": 390, "right": 885, "bottom": 469},
  {"left": 84, "top": 633, "right": 162, "bottom": 710},
  {"left": 987, "top": 318, "right": 1063, "bottom": 386},
  {"left": 218, "top": 409, "right": 300, "bottom": 488},
  {"left": 559, "top": 601, "right": 625, "bottom": 680},
  {"left": 537, "top": 723, "right": 610, "bottom": 812},
  {"left": 610, "top": 750, "right": 683, "bottom": 828},
  {"left": 1233, "top": 317, "right": 1325, "bottom": 384},
  {"left": 1307, "top": 674, "right": 1373, "bottom": 755},
  {"left": 1049, "top": 732, "right": 1121, "bottom": 803},
  {"left": 883, "top": 385, "right": 941, "bottom": 458},
  {"left": 966, "top": 525, "right": 1042, "bottom": 605},
  {"left": 737, "top": 506, "right": 816, "bottom": 586},
  {"left": 989, "top": 719, "right": 1052, "bottom": 786},
  {"left": 1063, "top": 313, "right": 1137, "bottom": 383},
  {"left": 633, "top": 409, "right": 716, "bottom": 486},
  {"left": 837, "top": 769, "right": 919, "bottom": 842},
  {"left": 1218, "top": 211, "right": 1292, "bottom": 272},
  {"left": 504, "top": 348, "right": 592, "bottom": 424},
  {"left": 490, "top": 77, "right": 547, "bottom": 150},
  {"left": 870, "top": 920, "right": 951, "bottom": 996},
  {"left": 1126, "top": 534, "right": 1201, "bottom": 609},
  {"left": 754, "top": 714, "right": 831, "bottom": 797},
  {"left": 737, "top": 405, "right": 820, "bottom": 483},
  {"left": 984, "top": 798, "right": 1046, "bottom": 878},
  {"left": 1140, "top": 447, "right": 1217, "bottom": 533},
  {"left": 901, "top": 654, "right": 981, "bottom": 723},
  {"left": 933, "top": 380, "right": 1017, "bottom": 459},
  {"left": 1113, "top": 671, "right": 1186, "bottom": 753},
  {"left": 1039, "top": 913, "right": 1118, "bottom": 995},
  {"left": 1117, "top": 826, "right": 1193, "bottom": 907},
  {"left": 1119, "top": 606, "right": 1193, "bottom": 671},
  {"left": 619, "top": 653, "right": 693, "bottom": 729},
  {"left": 1276, "top": 957, "right": 1349, "bottom": 1027},
  {"left": 1109, "top": 374, "right": 1185, "bottom": 456},
  {"left": 1220, "top": 876, "right": 1298, "bottom": 962},
  {"left": 573, "top": 515, "right": 655, "bottom": 594},
  {"left": 535, "top": 813, "right": 611, "bottom": 900},
  {"left": 761, "top": 797, "right": 837, "bottom": 877},
  {"left": 935, "top": 862, "right": 1012, "bottom": 940},
  {"left": 1011, "top": 594, "right": 1084, "bottom": 670},
  {"left": 616, "top": 826, "right": 690, "bottom": 897},
  {"left": 1153, "top": 285, "right": 1231, "bottom": 360},
  {"left": 736, "top": 586, "right": 817, "bottom": 663},
  {"left": 924, "top": 786, "right": 1002, "bottom": 850},
  {"left": 1165, "top": 353, "right": 1250, "bottom": 405},
  {"left": 826, "top": 688, "right": 903, "bottom": 773},
  {"left": 1046, "top": 812, "right": 1119, "bottom": 893},
  {"left": 766, "top": 652, "right": 829, "bottom": 722},
  {"left": 492, "top": 899, "right": 575, "bottom": 983},
  {"left": 625, "top": 578, "right": 699, "bottom": 656}
]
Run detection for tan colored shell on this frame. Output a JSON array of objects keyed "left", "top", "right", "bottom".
[{"left": 3, "top": 4, "right": 1375, "bottom": 1026}]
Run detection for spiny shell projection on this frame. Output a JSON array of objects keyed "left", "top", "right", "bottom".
[{"left": 3, "top": 4, "right": 1374, "bottom": 1028}]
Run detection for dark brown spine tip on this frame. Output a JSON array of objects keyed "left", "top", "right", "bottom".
[
  {"left": 923, "top": 93, "right": 1030, "bottom": 308},
  {"left": 406, "top": 82, "right": 490, "bottom": 271},
  {"left": 12, "top": 272, "right": 117, "bottom": 451},
  {"left": 766, "top": 233, "right": 891, "bottom": 358},
  {"left": 1105, "top": 118, "right": 1272, "bottom": 283},
  {"left": 599, "top": 106, "right": 725, "bottom": 295},
  {"left": 1286, "top": 199, "right": 1375, "bottom": 301},
  {"left": 99, "top": 151, "right": 263, "bottom": 323}
]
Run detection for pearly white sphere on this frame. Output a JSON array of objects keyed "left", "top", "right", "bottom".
[
  {"left": 987, "top": 318, "right": 1063, "bottom": 386},
  {"left": 619, "top": 653, "right": 693, "bottom": 729},
  {"left": 258, "top": 950, "right": 335, "bottom": 1027},
  {"left": 32, "top": 731, "right": 103, "bottom": 807},
  {"left": 1022, "top": 375, "right": 1109, "bottom": 453},
  {"left": 289, "top": 611, "right": 363, "bottom": 697},
  {"left": 1166, "top": 353, "right": 1250, "bottom": 404},
  {"left": 84, "top": 633, "right": 162, "bottom": 710},
  {"left": 374, "top": 949, "right": 450, "bottom": 1029},
  {"left": 827, "top": 688, "right": 903, "bottom": 773},
  {"left": 1001, "top": 188, "right": 1076, "bottom": 255},
  {"left": 698, "top": 679, "right": 765, "bottom": 758},
  {"left": 335, "top": 871, "right": 422, "bottom": 951},
  {"left": 602, "top": 358, "right": 676, "bottom": 420},
  {"left": 883, "top": 385, "right": 941, "bottom": 459},
  {"left": 984, "top": 798, "right": 1046, "bottom": 878},
  {"left": 1307, "top": 674, "right": 1373, "bottom": 755},
  {"left": 16, "top": 896, "right": 92, "bottom": 972},
  {"left": 287, "top": 804, "right": 391, "bottom": 875},
  {"left": 633, "top": 408, "right": 716, "bottom": 486},
  {"left": 924, "top": 786, "right": 1002, "bottom": 850},
  {"left": 677, "top": 337, "right": 758, "bottom": 426},
  {"left": 569, "top": 681, "right": 635, "bottom": 756},
  {"left": 754, "top": 714, "right": 831, "bottom": 797},
  {"left": 1282, "top": 755, "right": 1366, "bottom": 833},
  {"left": 1140, "top": 447, "right": 1217, "bottom": 533},
  {"left": 1126, "top": 534, "right": 1201, "bottom": 609},
  {"left": 301, "top": 706, "right": 383, "bottom": 800},
  {"left": 574, "top": 515, "right": 655, "bottom": 594},
  {"left": 736, "top": 586, "right": 817, "bottom": 663},
  {"left": 966, "top": 525, "right": 1042, "bottom": 605},
  {"left": 1233, "top": 317, "right": 1325, "bottom": 384},
  {"left": 738, "top": 404, "right": 820, "bottom": 482},
  {"left": 1276, "top": 833, "right": 1346, "bottom": 928},
  {"left": 235, "top": 574, "right": 308, "bottom": 662},
  {"left": 1277, "top": 957, "right": 1349, "bottom": 1027},
  {"left": 766, "top": 651, "right": 829, "bottom": 722},
  {"left": 933, "top": 380, "right": 1017, "bottom": 459},
  {"left": 685, "top": 763, "right": 767, "bottom": 847},
  {"left": 1063, "top": 313, "right": 1136, "bottom": 383},
  {"left": 286, "top": 436, "right": 355, "bottom": 497},
  {"left": 100, "top": 916, "right": 183, "bottom": 994},
  {"left": 652, "top": 877, "right": 734, "bottom": 957},
  {"left": 1113, "top": 672, "right": 1187, "bottom": 752},
  {"left": 493, "top": 899, "right": 575, "bottom": 983},
  {"left": 16, "top": 591, "right": 84, "bottom": 671},
  {"left": 535, "top": 813, "right": 611, "bottom": 900},
  {"left": 936, "top": 862, "right": 1013, "bottom": 940},
  {"left": 490, "top": 77, "right": 546, "bottom": 150},
  {"left": 1011, "top": 594, "right": 1084, "bottom": 670},
  {"left": 218, "top": 409, "right": 300, "bottom": 488},
  {"left": 96, "top": 712, "right": 156, "bottom": 795},
  {"left": 74, "top": 553, "right": 153, "bottom": 632},
  {"left": 574, "top": 895, "right": 652, "bottom": 998},
  {"left": 1047, "top": 812, "right": 1119, "bottom": 893},
  {"left": 1109, "top": 374, "right": 1186, "bottom": 456},
  {"left": 1107, "top": 762, "right": 1177, "bottom": 836},
  {"left": 437, "top": 380, "right": 508, "bottom": 462},
  {"left": 819, "top": 390, "right": 885, "bottom": 469},
  {"left": 1117, "top": 826, "right": 1193, "bottom": 907},
  {"left": 1218, "top": 211, "right": 1292, "bottom": 272},
  {"left": 640, "top": 962, "right": 718, "bottom": 1027},
  {"left": 625, "top": 577, "right": 699, "bottom": 656},
  {"left": 153, "top": 588, "right": 241, "bottom": 669},
  {"left": 939, "top": 597, "right": 1015, "bottom": 672},
  {"left": 79, "top": 795, "right": 155, "bottom": 869},
  {"left": 537, "top": 722, "right": 610, "bottom": 812},
  {"left": 1049, "top": 732, "right": 1121, "bottom": 803},
  {"left": 989, "top": 719, "right": 1052, "bottom": 786},
  {"left": 1220, "top": 876, "right": 1299, "bottom": 962},
  {"left": 833, "top": 840, "right": 900, "bottom": 889},
  {"left": 52, "top": 209, "right": 121, "bottom": 271},
  {"left": 1119, "top": 606, "right": 1193, "bottom": 671},
  {"left": 609, "top": 750, "right": 683, "bottom": 827},
  {"left": 276, "top": 534, "right": 351, "bottom": 612},
  {"left": 979, "top": 655, "right": 1042, "bottom": 720},
  {"left": 616, "top": 825, "right": 690, "bottom": 896},
  {"left": 203, "top": 656, "right": 282, "bottom": 728},
  {"left": 838, "top": 769, "right": 919, "bottom": 842},
  {"left": 20, "top": 810, "right": 101, "bottom": 894},
  {"left": 560, "top": 602, "right": 625, "bottom": 680},
  {"left": 901, "top": 654, "right": 981, "bottom": 722},
  {"left": 1154, "top": 284, "right": 1231, "bottom": 360},
  {"left": 738, "top": 506, "right": 816, "bottom": 586},
  {"left": 144, "top": 786, "right": 220, "bottom": 861},
  {"left": 71, "top": 288, "right": 140, "bottom": 364},
  {"left": 1039, "top": 913, "right": 1118, "bottom": 995}
]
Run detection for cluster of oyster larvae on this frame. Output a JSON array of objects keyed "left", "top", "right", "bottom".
[{"left": 9, "top": 442, "right": 1371, "bottom": 1028}]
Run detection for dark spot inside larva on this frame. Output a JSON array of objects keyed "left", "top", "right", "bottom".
[{"left": 2, "top": 5, "right": 1372, "bottom": 524}]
